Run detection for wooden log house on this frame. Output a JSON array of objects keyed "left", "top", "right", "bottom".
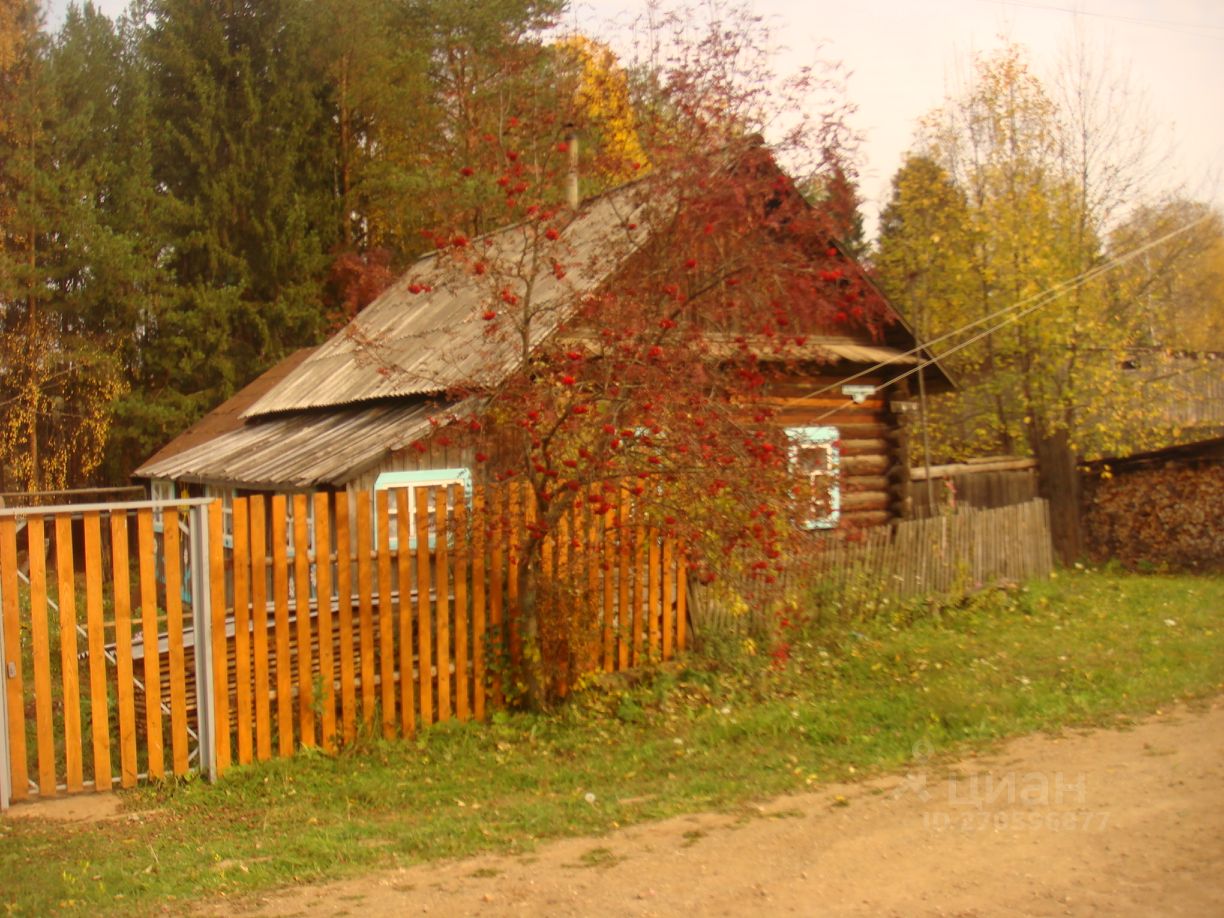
[{"left": 135, "top": 146, "right": 952, "bottom": 538}]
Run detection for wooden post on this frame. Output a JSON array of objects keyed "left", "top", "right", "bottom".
[
  {"left": 293, "top": 494, "right": 315, "bottom": 748},
  {"left": 415, "top": 487, "right": 433, "bottom": 725},
  {"left": 395, "top": 490, "right": 415, "bottom": 737},
  {"left": 163, "top": 509, "right": 190, "bottom": 776},
  {"left": 1, "top": 518, "right": 29, "bottom": 802},
  {"left": 376, "top": 490, "right": 396, "bottom": 738},
  {"left": 271, "top": 496, "right": 294, "bottom": 757},
  {"left": 83, "top": 512, "right": 112, "bottom": 791},
  {"left": 249, "top": 497, "right": 272, "bottom": 761},
  {"left": 471, "top": 488, "right": 487, "bottom": 721},
  {"left": 435, "top": 487, "right": 452, "bottom": 722},
  {"left": 453, "top": 493, "right": 469, "bottom": 722},
  {"left": 355, "top": 491, "right": 375, "bottom": 727},
  {"left": 232, "top": 499, "right": 253, "bottom": 765},
  {"left": 109, "top": 513, "right": 138, "bottom": 788},
  {"left": 314, "top": 492, "right": 337, "bottom": 751},
  {"left": 334, "top": 494, "right": 357, "bottom": 744},
  {"left": 136, "top": 509, "right": 164, "bottom": 779}
]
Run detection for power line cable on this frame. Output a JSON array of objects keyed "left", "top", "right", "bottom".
[
  {"left": 978, "top": 0, "right": 1224, "bottom": 40},
  {"left": 804, "top": 212, "right": 1212, "bottom": 423}
]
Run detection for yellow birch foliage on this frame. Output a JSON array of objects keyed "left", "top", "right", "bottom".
[
  {"left": 878, "top": 44, "right": 1178, "bottom": 463},
  {"left": 556, "top": 34, "right": 649, "bottom": 179}
]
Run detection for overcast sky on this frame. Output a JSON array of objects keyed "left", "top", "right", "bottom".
[{"left": 47, "top": 0, "right": 1224, "bottom": 239}]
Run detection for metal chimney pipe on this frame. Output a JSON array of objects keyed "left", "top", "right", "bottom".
[{"left": 565, "top": 129, "right": 579, "bottom": 209}]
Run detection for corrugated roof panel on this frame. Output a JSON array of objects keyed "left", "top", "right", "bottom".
[
  {"left": 135, "top": 347, "right": 317, "bottom": 475},
  {"left": 137, "top": 402, "right": 452, "bottom": 490},
  {"left": 244, "top": 187, "right": 654, "bottom": 418}
]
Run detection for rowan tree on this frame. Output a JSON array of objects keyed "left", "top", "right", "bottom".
[{"left": 384, "top": 3, "right": 877, "bottom": 707}]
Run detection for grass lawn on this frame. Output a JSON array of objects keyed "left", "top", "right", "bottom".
[{"left": 3, "top": 569, "right": 1222, "bottom": 915}]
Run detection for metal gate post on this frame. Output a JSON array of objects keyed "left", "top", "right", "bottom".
[
  {"left": 189, "top": 502, "right": 217, "bottom": 783},
  {"left": 0, "top": 562, "right": 11, "bottom": 812}
]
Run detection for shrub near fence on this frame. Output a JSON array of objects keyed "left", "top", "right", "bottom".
[{"left": 2, "top": 484, "right": 687, "bottom": 804}]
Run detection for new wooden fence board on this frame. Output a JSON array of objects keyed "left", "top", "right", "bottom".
[
  {"left": 232, "top": 499, "right": 253, "bottom": 765},
  {"left": 109, "top": 513, "right": 138, "bottom": 789},
  {"left": 600, "top": 509, "right": 614, "bottom": 672},
  {"left": 26, "top": 517, "right": 56, "bottom": 796},
  {"left": 617, "top": 492, "right": 630, "bottom": 671},
  {"left": 376, "top": 490, "right": 396, "bottom": 739},
  {"left": 435, "top": 487, "right": 452, "bottom": 722},
  {"left": 453, "top": 494, "right": 469, "bottom": 722},
  {"left": 209, "top": 500, "right": 232, "bottom": 773},
  {"left": 249, "top": 497, "right": 272, "bottom": 761},
  {"left": 292, "top": 494, "right": 315, "bottom": 749},
  {"left": 589, "top": 506, "right": 603, "bottom": 676},
  {"left": 83, "top": 512, "right": 112, "bottom": 791},
  {"left": 1, "top": 518, "right": 29, "bottom": 800},
  {"left": 632, "top": 523, "right": 647, "bottom": 666},
  {"left": 162, "top": 509, "right": 190, "bottom": 776},
  {"left": 271, "top": 496, "right": 294, "bottom": 757},
  {"left": 648, "top": 529, "right": 661, "bottom": 661},
  {"left": 314, "top": 492, "right": 337, "bottom": 751},
  {"left": 355, "top": 491, "right": 375, "bottom": 728},
  {"left": 414, "top": 487, "right": 433, "bottom": 725},
  {"left": 471, "top": 488, "right": 487, "bottom": 722},
  {"left": 661, "top": 538, "right": 674, "bottom": 661},
  {"left": 506, "top": 485, "right": 522, "bottom": 670},
  {"left": 487, "top": 487, "right": 504, "bottom": 709},
  {"left": 334, "top": 496, "right": 356, "bottom": 744},
  {"left": 54, "top": 514, "right": 83, "bottom": 792},
  {"left": 395, "top": 490, "right": 415, "bottom": 737},
  {"left": 136, "top": 509, "right": 164, "bottom": 779},
  {"left": 676, "top": 546, "right": 687, "bottom": 652}
]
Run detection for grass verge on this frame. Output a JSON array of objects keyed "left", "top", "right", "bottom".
[{"left": 3, "top": 569, "right": 1222, "bottom": 915}]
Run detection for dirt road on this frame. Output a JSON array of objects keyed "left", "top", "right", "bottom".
[{"left": 216, "top": 701, "right": 1224, "bottom": 917}]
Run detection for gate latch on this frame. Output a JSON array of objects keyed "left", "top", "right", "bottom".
[{"left": 5, "top": 661, "right": 14, "bottom": 679}]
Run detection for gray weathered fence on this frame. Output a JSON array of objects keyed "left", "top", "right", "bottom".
[{"left": 693, "top": 499, "right": 1055, "bottom": 634}]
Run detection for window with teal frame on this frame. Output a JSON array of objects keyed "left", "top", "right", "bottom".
[
  {"left": 374, "top": 468, "right": 473, "bottom": 550},
  {"left": 786, "top": 425, "right": 840, "bottom": 530}
]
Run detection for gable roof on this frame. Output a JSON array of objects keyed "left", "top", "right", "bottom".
[
  {"left": 138, "top": 146, "right": 953, "bottom": 492},
  {"left": 244, "top": 184, "right": 655, "bottom": 418}
]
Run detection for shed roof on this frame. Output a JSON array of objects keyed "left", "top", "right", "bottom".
[
  {"left": 135, "top": 400, "right": 452, "bottom": 490},
  {"left": 244, "top": 185, "right": 654, "bottom": 418},
  {"left": 137, "top": 347, "right": 317, "bottom": 473},
  {"left": 1080, "top": 435, "right": 1224, "bottom": 473}
]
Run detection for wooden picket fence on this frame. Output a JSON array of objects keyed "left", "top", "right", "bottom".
[
  {"left": 0, "top": 499, "right": 214, "bottom": 803},
  {"left": 0, "top": 484, "right": 688, "bottom": 805}
]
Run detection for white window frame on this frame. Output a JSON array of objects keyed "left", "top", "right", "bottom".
[
  {"left": 283, "top": 492, "right": 316, "bottom": 560},
  {"left": 150, "top": 478, "right": 175, "bottom": 532},
  {"left": 786, "top": 425, "right": 841, "bottom": 530},
  {"left": 204, "top": 485, "right": 235, "bottom": 548},
  {"left": 374, "top": 468, "right": 473, "bottom": 550}
]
